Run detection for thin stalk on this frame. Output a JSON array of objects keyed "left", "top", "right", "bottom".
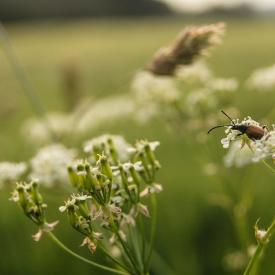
[
  {"left": 99, "top": 243, "right": 134, "bottom": 275},
  {"left": 115, "top": 230, "right": 141, "bottom": 275},
  {"left": 46, "top": 231, "right": 129, "bottom": 275},
  {"left": 243, "top": 219, "right": 275, "bottom": 275},
  {"left": 0, "top": 22, "right": 57, "bottom": 140},
  {"left": 128, "top": 224, "right": 144, "bottom": 273},
  {"left": 262, "top": 159, "right": 275, "bottom": 175},
  {"left": 145, "top": 194, "right": 157, "bottom": 273}
]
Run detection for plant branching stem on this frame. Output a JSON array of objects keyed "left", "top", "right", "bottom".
[{"left": 47, "top": 231, "right": 129, "bottom": 275}]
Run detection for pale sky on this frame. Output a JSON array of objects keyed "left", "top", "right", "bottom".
[{"left": 162, "top": 0, "right": 275, "bottom": 12}]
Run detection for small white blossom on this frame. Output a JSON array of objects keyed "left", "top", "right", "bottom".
[
  {"left": 176, "top": 61, "right": 213, "bottom": 84},
  {"left": 30, "top": 144, "right": 77, "bottom": 188},
  {"left": 208, "top": 78, "right": 238, "bottom": 92},
  {"left": 0, "top": 162, "right": 27, "bottom": 188},
  {"left": 247, "top": 64, "right": 275, "bottom": 92},
  {"left": 77, "top": 95, "right": 135, "bottom": 133},
  {"left": 22, "top": 112, "right": 73, "bottom": 145},
  {"left": 253, "top": 129, "right": 275, "bottom": 162},
  {"left": 224, "top": 140, "right": 255, "bottom": 168}
]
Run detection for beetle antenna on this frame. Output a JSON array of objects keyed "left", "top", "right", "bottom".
[
  {"left": 207, "top": 125, "right": 231, "bottom": 134},
  {"left": 221, "top": 110, "right": 235, "bottom": 125}
]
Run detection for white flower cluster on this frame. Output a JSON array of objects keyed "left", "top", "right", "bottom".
[
  {"left": 254, "top": 129, "right": 275, "bottom": 162},
  {"left": 247, "top": 64, "right": 275, "bottom": 92},
  {"left": 77, "top": 95, "right": 135, "bottom": 133},
  {"left": 175, "top": 62, "right": 213, "bottom": 84},
  {"left": 22, "top": 112, "right": 74, "bottom": 146},
  {"left": 224, "top": 141, "right": 255, "bottom": 168},
  {"left": 0, "top": 162, "right": 27, "bottom": 188},
  {"left": 132, "top": 63, "right": 238, "bottom": 127},
  {"left": 221, "top": 116, "right": 275, "bottom": 167},
  {"left": 30, "top": 144, "right": 77, "bottom": 187}
]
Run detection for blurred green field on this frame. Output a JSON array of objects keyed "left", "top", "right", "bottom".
[{"left": 1, "top": 17, "right": 275, "bottom": 275}]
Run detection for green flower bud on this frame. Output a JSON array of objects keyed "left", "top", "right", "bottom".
[{"left": 99, "top": 155, "right": 113, "bottom": 180}]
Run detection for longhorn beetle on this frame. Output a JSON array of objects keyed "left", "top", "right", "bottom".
[{"left": 208, "top": 110, "right": 266, "bottom": 140}]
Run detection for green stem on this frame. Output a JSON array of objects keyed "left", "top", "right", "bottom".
[
  {"left": 0, "top": 22, "right": 57, "bottom": 141},
  {"left": 116, "top": 230, "right": 141, "bottom": 274},
  {"left": 145, "top": 194, "right": 157, "bottom": 273},
  {"left": 99, "top": 243, "right": 134, "bottom": 275},
  {"left": 262, "top": 160, "right": 275, "bottom": 175},
  {"left": 47, "top": 232, "right": 129, "bottom": 275},
  {"left": 243, "top": 219, "right": 275, "bottom": 275}
]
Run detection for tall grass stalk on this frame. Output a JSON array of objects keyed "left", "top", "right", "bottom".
[{"left": 0, "top": 22, "right": 57, "bottom": 141}]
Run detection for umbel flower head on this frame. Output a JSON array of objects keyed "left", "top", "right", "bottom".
[
  {"left": 62, "top": 137, "right": 162, "bottom": 253},
  {"left": 11, "top": 180, "right": 58, "bottom": 241},
  {"left": 147, "top": 22, "right": 225, "bottom": 76},
  {"left": 219, "top": 115, "right": 275, "bottom": 165}
]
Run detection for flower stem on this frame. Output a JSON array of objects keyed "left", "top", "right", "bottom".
[
  {"left": 262, "top": 160, "right": 275, "bottom": 175},
  {"left": 46, "top": 231, "right": 129, "bottom": 275},
  {"left": 145, "top": 194, "right": 157, "bottom": 273},
  {"left": 243, "top": 219, "right": 275, "bottom": 275}
]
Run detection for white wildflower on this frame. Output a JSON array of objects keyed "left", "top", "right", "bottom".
[
  {"left": 185, "top": 88, "right": 218, "bottom": 116},
  {"left": 247, "top": 64, "right": 275, "bottom": 92},
  {"left": 0, "top": 162, "right": 27, "bottom": 188},
  {"left": 253, "top": 129, "right": 275, "bottom": 162},
  {"left": 176, "top": 61, "right": 213, "bottom": 84},
  {"left": 84, "top": 134, "right": 131, "bottom": 162},
  {"left": 208, "top": 78, "right": 238, "bottom": 92},
  {"left": 132, "top": 71, "right": 180, "bottom": 123},
  {"left": 30, "top": 144, "right": 77, "bottom": 187},
  {"left": 132, "top": 71, "right": 180, "bottom": 105},
  {"left": 77, "top": 95, "right": 135, "bottom": 133},
  {"left": 22, "top": 112, "right": 73, "bottom": 145},
  {"left": 224, "top": 140, "right": 255, "bottom": 168}
]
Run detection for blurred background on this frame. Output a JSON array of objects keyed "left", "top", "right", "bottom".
[{"left": 1, "top": 1, "right": 275, "bottom": 275}]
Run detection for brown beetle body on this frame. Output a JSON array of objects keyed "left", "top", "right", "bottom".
[{"left": 231, "top": 124, "right": 265, "bottom": 140}]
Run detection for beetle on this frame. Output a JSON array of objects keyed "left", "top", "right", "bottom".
[{"left": 208, "top": 110, "right": 266, "bottom": 140}]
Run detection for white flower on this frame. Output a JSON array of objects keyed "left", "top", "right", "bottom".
[
  {"left": 77, "top": 95, "right": 135, "bottom": 133},
  {"left": 22, "top": 112, "right": 73, "bottom": 146},
  {"left": 253, "top": 129, "right": 275, "bottom": 162},
  {"left": 84, "top": 134, "right": 131, "bottom": 162},
  {"left": 132, "top": 71, "right": 180, "bottom": 123},
  {"left": 208, "top": 78, "right": 238, "bottom": 92},
  {"left": 247, "top": 64, "right": 275, "bottom": 92},
  {"left": 0, "top": 162, "right": 27, "bottom": 188},
  {"left": 30, "top": 144, "right": 77, "bottom": 188},
  {"left": 176, "top": 61, "right": 213, "bottom": 84},
  {"left": 223, "top": 140, "right": 255, "bottom": 168},
  {"left": 132, "top": 71, "right": 180, "bottom": 105}
]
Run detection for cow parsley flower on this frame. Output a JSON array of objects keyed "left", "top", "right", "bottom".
[
  {"left": 0, "top": 162, "right": 27, "bottom": 188},
  {"left": 247, "top": 64, "right": 275, "bottom": 92},
  {"left": 30, "top": 144, "right": 77, "bottom": 187},
  {"left": 253, "top": 129, "right": 275, "bottom": 162},
  {"left": 77, "top": 95, "right": 135, "bottom": 133},
  {"left": 223, "top": 140, "right": 255, "bottom": 168},
  {"left": 22, "top": 112, "right": 73, "bottom": 145}
]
